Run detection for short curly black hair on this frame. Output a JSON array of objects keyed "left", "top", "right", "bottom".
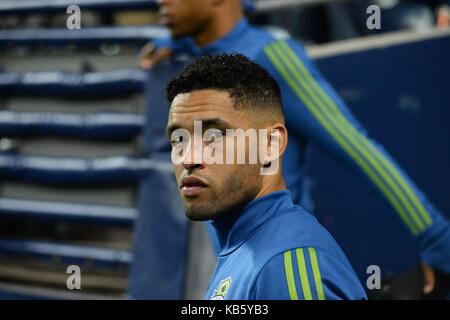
[{"left": 165, "top": 53, "right": 283, "bottom": 116}]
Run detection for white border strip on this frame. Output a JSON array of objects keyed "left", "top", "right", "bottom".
[
  {"left": 255, "top": 0, "right": 350, "bottom": 12},
  {"left": 306, "top": 28, "right": 450, "bottom": 59}
]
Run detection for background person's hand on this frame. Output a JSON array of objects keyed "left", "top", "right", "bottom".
[
  {"left": 421, "top": 261, "right": 450, "bottom": 299},
  {"left": 139, "top": 43, "right": 172, "bottom": 70},
  {"left": 368, "top": 262, "right": 450, "bottom": 299},
  {"left": 422, "top": 261, "right": 436, "bottom": 294}
]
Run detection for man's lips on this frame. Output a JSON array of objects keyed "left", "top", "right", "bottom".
[
  {"left": 159, "top": 13, "right": 173, "bottom": 26},
  {"left": 180, "top": 176, "right": 208, "bottom": 197},
  {"left": 159, "top": 15, "right": 170, "bottom": 26}
]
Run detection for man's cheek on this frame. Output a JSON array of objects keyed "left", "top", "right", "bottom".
[{"left": 173, "top": 166, "right": 182, "bottom": 185}]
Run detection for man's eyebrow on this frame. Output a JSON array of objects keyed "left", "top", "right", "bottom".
[
  {"left": 201, "top": 118, "right": 233, "bottom": 129},
  {"left": 166, "top": 124, "right": 181, "bottom": 138},
  {"left": 166, "top": 118, "right": 233, "bottom": 137}
]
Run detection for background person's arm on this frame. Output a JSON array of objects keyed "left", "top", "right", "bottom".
[
  {"left": 138, "top": 41, "right": 172, "bottom": 70},
  {"left": 258, "top": 39, "right": 450, "bottom": 279},
  {"left": 138, "top": 36, "right": 195, "bottom": 70}
]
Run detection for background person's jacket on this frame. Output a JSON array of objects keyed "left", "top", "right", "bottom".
[{"left": 154, "top": 18, "right": 450, "bottom": 275}]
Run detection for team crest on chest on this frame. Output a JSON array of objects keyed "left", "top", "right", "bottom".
[{"left": 211, "top": 277, "right": 232, "bottom": 300}]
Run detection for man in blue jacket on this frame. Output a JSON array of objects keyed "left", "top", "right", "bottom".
[
  {"left": 165, "top": 52, "right": 366, "bottom": 299},
  {"left": 141, "top": 0, "right": 449, "bottom": 294}
]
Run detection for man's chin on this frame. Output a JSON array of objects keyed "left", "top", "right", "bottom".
[
  {"left": 183, "top": 201, "right": 220, "bottom": 221},
  {"left": 184, "top": 212, "right": 210, "bottom": 221},
  {"left": 169, "top": 27, "right": 187, "bottom": 40},
  {"left": 184, "top": 209, "right": 215, "bottom": 221}
]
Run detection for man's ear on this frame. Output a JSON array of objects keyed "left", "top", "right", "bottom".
[
  {"left": 259, "top": 123, "right": 288, "bottom": 176},
  {"left": 267, "top": 123, "right": 288, "bottom": 161}
]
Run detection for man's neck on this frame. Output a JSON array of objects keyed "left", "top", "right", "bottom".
[
  {"left": 194, "top": 10, "right": 244, "bottom": 47},
  {"left": 254, "top": 175, "right": 287, "bottom": 202}
]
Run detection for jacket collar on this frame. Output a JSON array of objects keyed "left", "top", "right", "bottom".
[{"left": 210, "top": 190, "right": 294, "bottom": 256}]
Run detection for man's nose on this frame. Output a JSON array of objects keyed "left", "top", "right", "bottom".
[
  {"left": 181, "top": 142, "right": 205, "bottom": 171},
  {"left": 157, "top": 0, "right": 170, "bottom": 6}
]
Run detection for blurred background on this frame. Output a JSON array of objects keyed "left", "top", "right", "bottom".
[{"left": 0, "top": 0, "right": 449, "bottom": 299}]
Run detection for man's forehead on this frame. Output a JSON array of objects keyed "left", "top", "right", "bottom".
[
  {"left": 170, "top": 89, "right": 234, "bottom": 111},
  {"left": 167, "top": 90, "right": 258, "bottom": 136},
  {"left": 168, "top": 90, "right": 248, "bottom": 122}
]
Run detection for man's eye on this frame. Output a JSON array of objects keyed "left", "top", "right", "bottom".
[
  {"left": 211, "top": 131, "right": 224, "bottom": 140},
  {"left": 206, "top": 129, "right": 224, "bottom": 142},
  {"left": 171, "top": 135, "right": 184, "bottom": 145}
]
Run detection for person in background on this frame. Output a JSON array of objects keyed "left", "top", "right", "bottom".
[{"left": 140, "top": 0, "right": 450, "bottom": 297}]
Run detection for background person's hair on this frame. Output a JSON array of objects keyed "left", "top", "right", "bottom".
[{"left": 165, "top": 53, "right": 284, "bottom": 117}]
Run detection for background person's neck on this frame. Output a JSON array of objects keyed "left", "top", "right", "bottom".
[{"left": 194, "top": 10, "right": 244, "bottom": 47}]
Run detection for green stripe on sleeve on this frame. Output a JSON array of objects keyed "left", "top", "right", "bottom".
[
  {"left": 277, "top": 40, "right": 432, "bottom": 229},
  {"left": 296, "top": 248, "right": 313, "bottom": 300},
  {"left": 276, "top": 40, "right": 432, "bottom": 228},
  {"left": 308, "top": 247, "right": 325, "bottom": 300},
  {"left": 272, "top": 41, "right": 426, "bottom": 232},
  {"left": 264, "top": 43, "right": 421, "bottom": 235},
  {"left": 283, "top": 250, "right": 299, "bottom": 300},
  {"left": 265, "top": 41, "right": 434, "bottom": 234}
]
